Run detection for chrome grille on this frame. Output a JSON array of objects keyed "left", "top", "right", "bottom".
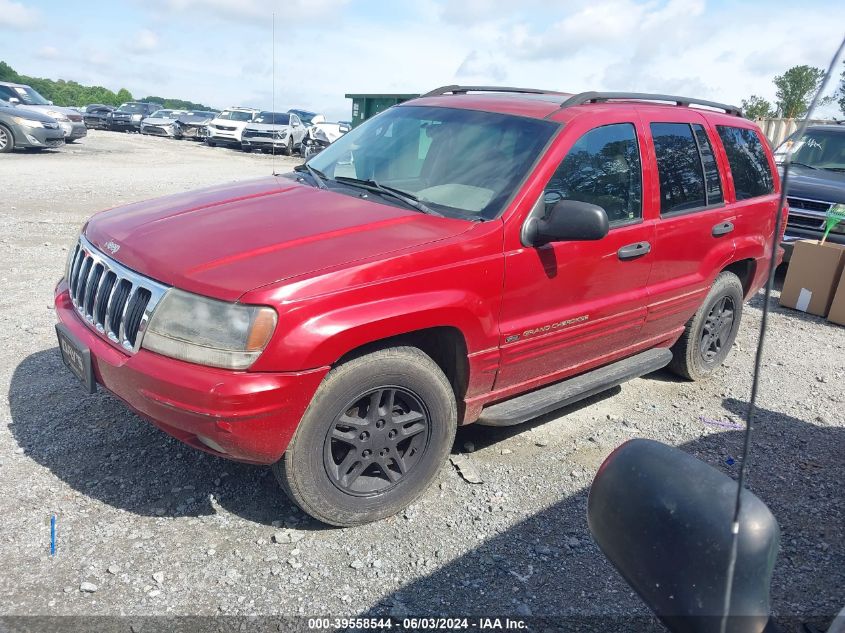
[{"left": 66, "top": 236, "right": 168, "bottom": 353}]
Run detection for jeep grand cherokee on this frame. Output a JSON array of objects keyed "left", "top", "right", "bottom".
[{"left": 55, "top": 86, "right": 784, "bottom": 526}]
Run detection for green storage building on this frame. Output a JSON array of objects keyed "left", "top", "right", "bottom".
[{"left": 345, "top": 93, "right": 420, "bottom": 127}]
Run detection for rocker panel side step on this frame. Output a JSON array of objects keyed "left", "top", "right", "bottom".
[{"left": 477, "top": 348, "right": 672, "bottom": 427}]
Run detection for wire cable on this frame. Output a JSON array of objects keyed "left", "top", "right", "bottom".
[{"left": 719, "top": 33, "right": 845, "bottom": 633}]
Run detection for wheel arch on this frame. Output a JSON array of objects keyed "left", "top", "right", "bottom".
[{"left": 720, "top": 258, "right": 757, "bottom": 299}]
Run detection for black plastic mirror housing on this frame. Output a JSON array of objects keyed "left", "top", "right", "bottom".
[
  {"left": 523, "top": 199, "right": 609, "bottom": 246},
  {"left": 588, "top": 438, "right": 779, "bottom": 633}
]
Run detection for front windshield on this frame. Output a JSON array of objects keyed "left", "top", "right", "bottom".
[
  {"left": 10, "top": 85, "right": 51, "bottom": 106},
  {"left": 150, "top": 110, "right": 176, "bottom": 119},
  {"left": 255, "top": 112, "right": 290, "bottom": 125},
  {"left": 117, "top": 103, "right": 147, "bottom": 113},
  {"left": 779, "top": 129, "right": 845, "bottom": 172},
  {"left": 307, "top": 105, "right": 558, "bottom": 220},
  {"left": 217, "top": 110, "right": 254, "bottom": 122}
]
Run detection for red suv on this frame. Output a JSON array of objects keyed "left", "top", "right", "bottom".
[{"left": 55, "top": 87, "right": 784, "bottom": 526}]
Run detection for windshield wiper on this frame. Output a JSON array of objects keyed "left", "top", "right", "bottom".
[
  {"left": 293, "top": 163, "right": 327, "bottom": 189},
  {"left": 790, "top": 161, "right": 818, "bottom": 170},
  {"left": 333, "top": 177, "right": 443, "bottom": 217}
]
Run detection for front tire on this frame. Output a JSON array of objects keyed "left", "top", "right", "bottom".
[
  {"left": 274, "top": 346, "right": 457, "bottom": 527},
  {"left": 282, "top": 136, "right": 293, "bottom": 156},
  {"left": 0, "top": 125, "right": 14, "bottom": 153},
  {"left": 669, "top": 271, "right": 744, "bottom": 381}
]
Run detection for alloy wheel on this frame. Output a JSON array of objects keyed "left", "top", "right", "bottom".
[
  {"left": 700, "top": 296, "right": 735, "bottom": 362},
  {"left": 0, "top": 127, "right": 8, "bottom": 151},
  {"left": 324, "top": 387, "right": 431, "bottom": 496}
]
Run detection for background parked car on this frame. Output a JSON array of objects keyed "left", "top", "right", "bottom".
[
  {"left": 775, "top": 124, "right": 845, "bottom": 259},
  {"left": 205, "top": 107, "right": 259, "bottom": 147},
  {"left": 287, "top": 108, "right": 323, "bottom": 126},
  {"left": 301, "top": 120, "right": 351, "bottom": 159},
  {"left": 82, "top": 104, "right": 115, "bottom": 130},
  {"left": 140, "top": 109, "right": 186, "bottom": 137},
  {"left": 0, "top": 98, "right": 64, "bottom": 153},
  {"left": 174, "top": 110, "right": 217, "bottom": 140},
  {"left": 241, "top": 111, "right": 307, "bottom": 154},
  {"left": 108, "top": 102, "right": 162, "bottom": 133},
  {"left": 0, "top": 81, "right": 86, "bottom": 143}
]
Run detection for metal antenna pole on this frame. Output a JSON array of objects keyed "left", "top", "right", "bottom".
[{"left": 271, "top": 12, "right": 276, "bottom": 176}]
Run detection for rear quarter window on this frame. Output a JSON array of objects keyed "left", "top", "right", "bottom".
[{"left": 716, "top": 126, "right": 774, "bottom": 200}]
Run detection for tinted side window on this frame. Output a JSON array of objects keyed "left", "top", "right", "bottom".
[
  {"left": 716, "top": 126, "right": 774, "bottom": 200},
  {"left": 692, "top": 124, "right": 723, "bottom": 205},
  {"left": 650, "top": 123, "right": 707, "bottom": 214},
  {"left": 545, "top": 123, "right": 643, "bottom": 226}
]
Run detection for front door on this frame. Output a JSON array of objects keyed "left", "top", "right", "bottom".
[{"left": 496, "top": 119, "right": 656, "bottom": 391}]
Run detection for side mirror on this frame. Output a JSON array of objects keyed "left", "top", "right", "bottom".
[
  {"left": 8, "top": 97, "right": 20, "bottom": 106},
  {"left": 588, "top": 439, "right": 779, "bottom": 633},
  {"left": 523, "top": 199, "right": 609, "bottom": 247}
]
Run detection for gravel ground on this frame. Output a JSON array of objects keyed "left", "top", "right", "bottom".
[{"left": 0, "top": 131, "right": 842, "bottom": 631}]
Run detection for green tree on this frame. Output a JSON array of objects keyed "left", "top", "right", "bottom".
[
  {"left": 774, "top": 65, "right": 826, "bottom": 118},
  {"left": 837, "top": 60, "right": 845, "bottom": 117},
  {"left": 115, "top": 88, "right": 133, "bottom": 104},
  {"left": 741, "top": 95, "right": 775, "bottom": 120}
]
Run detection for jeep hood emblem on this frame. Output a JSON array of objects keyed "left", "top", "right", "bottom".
[{"left": 104, "top": 240, "right": 120, "bottom": 254}]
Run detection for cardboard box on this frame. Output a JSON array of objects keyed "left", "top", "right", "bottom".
[
  {"left": 828, "top": 270, "right": 845, "bottom": 326},
  {"left": 780, "top": 240, "right": 845, "bottom": 317}
]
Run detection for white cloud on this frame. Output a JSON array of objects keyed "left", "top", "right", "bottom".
[
  {"left": 153, "top": 0, "right": 349, "bottom": 23},
  {"left": 0, "top": 0, "right": 40, "bottom": 29},
  {"left": 36, "top": 46, "right": 59, "bottom": 60},
  {"left": 128, "top": 29, "right": 160, "bottom": 53}
]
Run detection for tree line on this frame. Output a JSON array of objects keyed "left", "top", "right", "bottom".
[
  {"left": 742, "top": 62, "right": 845, "bottom": 120},
  {"left": 0, "top": 61, "right": 214, "bottom": 111}
]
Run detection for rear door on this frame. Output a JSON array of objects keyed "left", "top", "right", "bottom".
[
  {"left": 496, "top": 117, "right": 655, "bottom": 391},
  {"left": 637, "top": 110, "right": 737, "bottom": 342}
]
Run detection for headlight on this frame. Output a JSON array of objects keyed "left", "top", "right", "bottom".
[
  {"left": 12, "top": 116, "right": 44, "bottom": 128},
  {"left": 142, "top": 289, "right": 277, "bottom": 370}
]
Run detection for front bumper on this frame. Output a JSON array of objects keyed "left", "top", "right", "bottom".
[
  {"left": 109, "top": 118, "right": 141, "bottom": 131},
  {"left": 242, "top": 136, "right": 288, "bottom": 148},
  {"left": 207, "top": 128, "right": 243, "bottom": 143},
  {"left": 140, "top": 124, "right": 178, "bottom": 137},
  {"left": 60, "top": 120, "right": 87, "bottom": 139},
  {"left": 14, "top": 124, "right": 65, "bottom": 149},
  {"left": 54, "top": 281, "right": 328, "bottom": 464}
]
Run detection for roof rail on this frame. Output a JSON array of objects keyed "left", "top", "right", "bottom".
[
  {"left": 559, "top": 91, "right": 743, "bottom": 117},
  {"left": 420, "top": 85, "right": 564, "bottom": 98}
]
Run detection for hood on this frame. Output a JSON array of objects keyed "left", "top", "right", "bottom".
[
  {"left": 84, "top": 176, "right": 471, "bottom": 302},
  {"left": 245, "top": 123, "right": 292, "bottom": 132},
  {"left": 177, "top": 115, "right": 213, "bottom": 125},
  {"left": 0, "top": 103, "right": 60, "bottom": 123},
  {"left": 786, "top": 165, "right": 845, "bottom": 205},
  {"left": 211, "top": 118, "right": 253, "bottom": 129},
  {"left": 142, "top": 117, "right": 178, "bottom": 125},
  {"left": 18, "top": 104, "right": 77, "bottom": 118}
]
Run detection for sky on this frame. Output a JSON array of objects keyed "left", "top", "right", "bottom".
[{"left": 1, "top": 0, "right": 843, "bottom": 121}]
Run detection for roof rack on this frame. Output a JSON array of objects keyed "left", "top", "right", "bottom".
[
  {"left": 559, "top": 91, "right": 743, "bottom": 117},
  {"left": 421, "top": 85, "right": 565, "bottom": 98}
]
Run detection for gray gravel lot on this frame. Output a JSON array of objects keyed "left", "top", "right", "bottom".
[{"left": 0, "top": 131, "right": 842, "bottom": 630}]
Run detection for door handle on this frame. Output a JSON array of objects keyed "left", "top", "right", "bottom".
[
  {"left": 617, "top": 241, "right": 651, "bottom": 260},
  {"left": 712, "top": 221, "right": 734, "bottom": 237}
]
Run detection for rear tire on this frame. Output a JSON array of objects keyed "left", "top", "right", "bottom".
[
  {"left": 274, "top": 346, "right": 457, "bottom": 527},
  {"left": 0, "top": 124, "right": 14, "bottom": 153},
  {"left": 669, "top": 271, "right": 744, "bottom": 381}
]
